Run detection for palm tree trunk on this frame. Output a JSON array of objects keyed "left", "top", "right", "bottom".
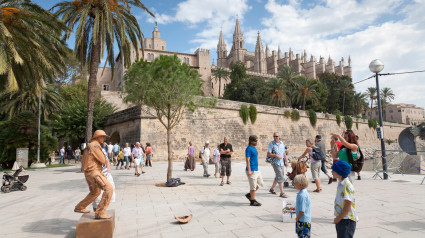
[
  {"left": 85, "top": 40, "right": 101, "bottom": 143},
  {"left": 166, "top": 120, "right": 172, "bottom": 182},
  {"left": 218, "top": 77, "right": 222, "bottom": 98},
  {"left": 343, "top": 92, "right": 346, "bottom": 115},
  {"left": 370, "top": 100, "right": 373, "bottom": 119},
  {"left": 303, "top": 95, "right": 306, "bottom": 110}
]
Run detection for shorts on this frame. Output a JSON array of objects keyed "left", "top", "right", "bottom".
[
  {"left": 272, "top": 163, "right": 285, "bottom": 183},
  {"left": 311, "top": 161, "right": 321, "bottom": 180},
  {"left": 134, "top": 158, "right": 141, "bottom": 165},
  {"left": 76, "top": 155, "right": 81, "bottom": 160},
  {"left": 114, "top": 151, "right": 119, "bottom": 157},
  {"left": 246, "top": 171, "right": 264, "bottom": 190},
  {"left": 295, "top": 221, "right": 311, "bottom": 238},
  {"left": 220, "top": 158, "right": 231, "bottom": 176},
  {"left": 108, "top": 153, "right": 113, "bottom": 159}
]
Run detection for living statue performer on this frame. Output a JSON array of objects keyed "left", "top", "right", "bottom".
[{"left": 74, "top": 130, "right": 114, "bottom": 219}]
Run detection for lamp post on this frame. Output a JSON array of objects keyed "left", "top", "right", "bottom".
[{"left": 369, "top": 59, "right": 388, "bottom": 179}]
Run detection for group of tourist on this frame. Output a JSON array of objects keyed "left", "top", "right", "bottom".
[{"left": 57, "top": 145, "right": 81, "bottom": 164}]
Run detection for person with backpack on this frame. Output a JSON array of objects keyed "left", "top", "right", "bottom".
[
  {"left": 268, "top": 132, "right": 289, "bottom": 198},
  {"left": 145, "top": 143, "right": 153, "bottom": 167},
  {"left": 297, "top": 139, "right": 323, "bottom": 193},
  {"left": 315, "top": 135, "right": 333, "bottom": 184},
  {"left": 330, "top": 130, "right": 364, "bottom": 184}
]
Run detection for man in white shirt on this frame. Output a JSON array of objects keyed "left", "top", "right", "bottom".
[
  {"left": 131, "top": 142, "right": 145, "bottom": 176},
  {"left": 107, "top": 142, "right": 114, "bottom": 164},
  {"left": 200, "top": 141, "right": 211, "bottom": 177},
  {"left": 60, "top": 146, "right": 65, "bottom": 164},
  {"left": 123, "top": 143, "right": 132, "bottom": 170}
]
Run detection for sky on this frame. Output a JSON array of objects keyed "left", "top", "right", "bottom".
[{"left": 36, "top": 0, "right": 425, "bottom": 108}]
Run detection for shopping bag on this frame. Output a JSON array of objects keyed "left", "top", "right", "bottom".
[{"left": 282, "top": 200, "right": 296, "bottom": 223}]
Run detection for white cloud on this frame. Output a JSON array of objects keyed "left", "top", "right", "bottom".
[{"left": 250, "top": 0, "right": 425, "bottom": 108}]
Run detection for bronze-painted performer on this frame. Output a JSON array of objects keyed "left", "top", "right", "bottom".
[{"left": 74, "top": 130, "right": 113, "bottom": 219}]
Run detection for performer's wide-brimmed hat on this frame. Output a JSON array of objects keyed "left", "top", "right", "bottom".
[{"left": 92, "top": 130, "right": 108, "bottom": 140}]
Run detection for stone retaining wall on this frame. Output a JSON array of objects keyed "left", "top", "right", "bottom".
[{"left": 104, "top": 99, "right": 409, "bottom": 161}]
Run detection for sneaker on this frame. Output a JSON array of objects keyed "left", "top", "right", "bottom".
[
  {"left": 203, "top": 174, "right": 208, "bottom": 177},
  {"left": 328, "top": 178, "right": 333, "bottom": 184},
  {"left": 312, "top": 180, "right": 316, "bottom": 183},
  {"left": 207, "top": 174, "right": 211, "bottom": 177},
  {"left": 220, "top": 181, "right": 224, "bottom": 186},
  {"left": 250, "top": 199, "right": 262, "bottom": 206},
  {"left": 245, "top": 193, "right": 251, "bottom": 200},
  {"left": 227, "top": 181, "right": 231, "bottom": 185},
  {"left": 357, "top": 176, "right": 361, "bottom": 180}
]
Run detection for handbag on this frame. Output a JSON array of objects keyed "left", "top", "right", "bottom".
[{"left": 266, "top": 142, "right": 276, "bottom": 163}]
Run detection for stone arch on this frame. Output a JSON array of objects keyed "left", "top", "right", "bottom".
[{"left": 109, "top": 131, "right": 121, "bottom": 145}]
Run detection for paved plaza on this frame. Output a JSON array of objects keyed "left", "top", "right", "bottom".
[{"left": 1, "top": 161, "right": 425, "bottom": 238}]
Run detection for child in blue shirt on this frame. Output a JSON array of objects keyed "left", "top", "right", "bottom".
[{"left": 294, "top": 174, "right": 311, "bottom": 238}]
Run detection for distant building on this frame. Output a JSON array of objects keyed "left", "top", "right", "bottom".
[{"left": 366, "top": 103, "right": 425, "bottom": 125}]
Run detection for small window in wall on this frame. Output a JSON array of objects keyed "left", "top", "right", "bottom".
[
  {"left": 149, "top": 44, "right": 151, "bottom": 48},
  {"left": 224, "top": 83, "right": 226, "bottom": 89},
  {"left": 211, "top": 82, "right": 214, "bottom": 89},
  {"left": 103, "top": 84, "right": 110, "bottom": 91},
  {"left": 162, "top": 46, "right": 164, "bottom": 50},
  {"left": 240, "top": 42, "right": 242, "bottom": 48}
]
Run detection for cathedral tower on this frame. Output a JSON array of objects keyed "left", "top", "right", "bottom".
[
  {"left": 231, "top": 18, "right": 245, "bottom": 62},
  {"left": 254, "top": 32, "right": 266, "bottom": 73},
  {"left": 217, "top": 30, "right": 227, "bottom": 67}
]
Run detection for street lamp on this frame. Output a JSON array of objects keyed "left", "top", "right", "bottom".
[{"left": 369, "top": 59, "right": 388, "bottom": 179}]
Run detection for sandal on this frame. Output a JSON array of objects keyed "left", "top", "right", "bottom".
[
  {"left": 227, "top": 181, "right": 231, "bottom": 185},
  {"left": 313, "top": 189, "right": 321, "bottom": 193},
  {"left": 279, "top": 193, "right": 288, "bottom": 198},
  {"left": 269, "top": 188, "right": 277, "bottom": 195}
]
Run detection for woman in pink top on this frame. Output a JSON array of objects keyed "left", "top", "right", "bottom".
[{"left": 184, "top": 142, "right": 196, "bottom": 171}]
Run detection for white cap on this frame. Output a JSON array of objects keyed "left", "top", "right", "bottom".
[{"left": 205, "top": 141, "right": 209, "bottom": 144}]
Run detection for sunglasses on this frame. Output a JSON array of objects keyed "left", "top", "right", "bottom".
[{"left": 273, "top": 136, "right": 279, "bottom": 138}]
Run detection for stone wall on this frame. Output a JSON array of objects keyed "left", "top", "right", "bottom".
[{"left": 104, "top": 99, "right": 409, "bottom": 161}]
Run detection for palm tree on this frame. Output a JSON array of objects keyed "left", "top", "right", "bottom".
[
  {"left": 366, "top": 87, "right": 377, "bottom": 118},
  {"left": 212, "top": 67, "right": 229, "bottom": 97},
  {"left": 340, "top": 80, "right": 352, "bottom": 115},
  {"left": 381, "top": 87, "right": 395, "bottom": 120},
  {"left": 268, "top": 77, "right": 286, "bottom": 107},
  {"left": 353, "top": 92, "right": 368, "bottom": 116},
  {"left": 293, "top": 76, "right": 319, "bottom": 110},
  {"left": 0, "top": 84, "right": 61, "bottom": 119},
  {"left": 277, "top": 65, "right": 298, "bottom": 107},
  {"left": 0, "top": 0, "right": 69, "bottom": 91},
  {"left": 53, "top": 0, "right": 154, "bottom": 142}
]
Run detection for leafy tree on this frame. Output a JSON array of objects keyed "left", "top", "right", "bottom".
[
  {"left": 53, "top": 0, "right": 154, "bottom": 142},
  {"left": 0, "top": 112, "right": 57, "bottom": 169},
  {"left": 366, "top": 87, "right": 377, "bottom": 117},
  {"left": 223, "top": 61, "right": 248, "bottom": 100},
  {"left": 123, "top": 55, "right": 216, "bottom": 182},
  {"left": 0, "top": 83, "right": 61, "bottom": 119},
  {"left": 353, "top": 92, "right": 368, "bottom": 116},
  {"left": 51, "top": 81, "right": 116, "bottom": 146},
  {"left": 268, "top": 77, "right": 286, "bottom": 107},
  {"left": 340, "top": 80, "right": 353, "bottom": 115},
  {"left": 292, "top": 76, "right": 319, "bottom": 110},
  {"left": 0, "top": 0, "right": 69, "bottom": 91},
  {"left": 381, "top": 87, "right": 395, "bottom": 120},
  {"left": 277, "top": 65, "right": 298, "bottom": 106},
  {"left": 212, "top": 67, "right": 229, "bottom": 97}
]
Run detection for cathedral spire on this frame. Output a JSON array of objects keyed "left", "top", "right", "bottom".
[
  {"left": 255, "top": 32, "right": 264, "bottom": 52},
  {"left": 218, "top": 30, "right": 225, "bottom": 47},
  {"left": 234, "top": 18, "right": 242, "bottom": 36},
  {"left": 265, "top": 44, "right": 270, "bottom": 57}
]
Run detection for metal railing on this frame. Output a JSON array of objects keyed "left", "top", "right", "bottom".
[{"left": 372, "top": 150, "right": 425, "bottom": 183}]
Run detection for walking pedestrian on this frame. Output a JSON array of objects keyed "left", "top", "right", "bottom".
[
  {"left": 298, "top": 139, "right": 322, "bottom": 193},
  {"left": 184, "top": 142, "right": 196, "bottom": 171},
  {"left": 213, "top": 144, "right": 221, "bottom": 178},
  {"left": 132, "top": 142, "right": 145, "bottom": 176},
  {"left": 294, "top": 174, "right": 311, "bottom": 238},
  {"left": 113, "top": 142, "right": 120, "bottom": 166},
  {"left": 329, "top": 136, "right": 342, "bottom": 182},
  {"left": 245, "top": 135, "right": 263, "bottom": 206},
  {"left": 330, "top": 130, "right": 359, "bottom": 183},
  {"left": 75, "top": 147, "right": 81, "bottom": 165},
  {"left": 123, "top": 143, "right": 131, "bottom": 170},
  {"left": 200, "top": 141, "right": 211, "bottom": 177},
  {"left": 268, "top": 132, "right": 288, "bottom": 197},
  {"left": 145, "top": 143, "right": 153, "bottom": 167},
  {"left": 315, "top": 135, "right": 333, "bottom": 184},
  {"left": 332, "top": 161, "right": 358, "bottom": 238},
  {"left": 219, "top": 137, "right": 233, "bottom": 186},
  {"left": 107, "top": 142, "right": 114, "bottom": 165},
  {"left": 66, "top": 145, "right": 73, "bottom": 164},
  {"left": 116, "top": 148, "right": 124, "bottom": 169},
  {"left": 59, "top": 146, "right": 65, "bottom": 164}
]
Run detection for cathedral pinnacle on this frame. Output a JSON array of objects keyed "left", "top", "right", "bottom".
[{"left": 234, "top": 18, "right": 242, "bottom": 36}]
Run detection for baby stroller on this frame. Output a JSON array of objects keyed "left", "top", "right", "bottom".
[
  {"left": 1, "top": 166, "right": 29, "bottom": 193},
  {"left": 284, "top": 158, "right": 308, "bottom": 187}
]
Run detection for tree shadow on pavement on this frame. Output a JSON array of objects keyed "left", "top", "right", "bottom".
[{"left": 21, "top": 218, "right": 76, "bottom": 236}]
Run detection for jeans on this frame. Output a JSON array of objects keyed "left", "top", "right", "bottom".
[
  {"left": 336, "top": 219, "right": 356, "bottom": 238},
  {"left": 124, "top": 156, "right": 130, "bottom": 168},
  {"left": 321, "top": 160, "right": 328, "bottom": 174},
  {"left": 117, "top": 159, "right": 124, "bottom": 167},
  {"left": 60, "top": 155, "right": 65, "bottom": 164},
  {"left": 203, "top": 160, "right": 209, "bottom": 175},
  {"left": 214, "top": 162, "right": 220, "bottom": 174}
]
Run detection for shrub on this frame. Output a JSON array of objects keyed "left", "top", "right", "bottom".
[
  {"left": 356, "top": 118, "right": 359, "bottom": 130},
  {"left": 291, "top": 109, "right": 300, "bottom": 121},
  {"left": 385, "top": 139, "right": 395, "bottom": 145},
  {"left": 368, "top": 118, "right": 378, "bottom": 129},
  {"left": 344, "top": 116, "right": 353, "bottom": 130},
  {"left": 249, "top": 105, "right": 257, "bottom": 124},
  {"left": 308, "top": 109, "right": 317, "bottom": 127},
  {"left": 335, "top": 113, "right": 341, "bottom": 127},
  {"left": 284, "top": 110, "right": 291, "bottom": 118},
  {"left": 361, "top": 115, "right": 367, "bottom": 120},
  {"left": 325, "top": 113, "right": 329, "bottom": 119},
  {"left": 240, "top": 104, "right": 249, "bottom": 125}
]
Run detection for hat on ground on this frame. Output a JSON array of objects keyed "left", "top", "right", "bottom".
[
  {"left": 205, "top": 141, "right": 209, "bottom": 144},
  {"left": 331, "top": 160, "right": 351, "bottom": 178},
  {"left": 92, "top": 130, "right": 108, "bottom": 140},
  {"left": 315, "top": 135, "right": 322, "bottom": 139}
]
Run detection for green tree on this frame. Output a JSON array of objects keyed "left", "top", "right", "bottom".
[
  {"left": 223, "top": 61, "right": 248, "bottom": 100},
  {"left": 0, "top": 83, "right": 61, "bottom": 119},
  {"left": 0, "top": 111, "right": 57, "bottom": 168},
  {"left": 268, "top": 77, "right": 286, "bottom": 107},
  {"left": 366, "top": 87, "right": 377, "bottom": 118},
  {"left": 212, "top": 67, "right": 229, "bottom": 98},
  {"left": 277, "top": 65, "right": 298, "bottom": 106},
  {"left": 381, "top": 87, "right": 395, "bottom": 120},
  {"left": 51, "top": 81, "right": 116, "bottom": 146},
  {"left": 353, "top": 92, "right": 368, "bottom": 116},
  {"left": 293, "top": 76, "right": 319, "bottom": 110},
  {"left": 0, "top": 0, "right": 69, "bottom": 91},
  {"left": 53, "top": 0, "right": 154, "bottom": 142},
  {"left": 340, "top": 80, "right": 353, "bottom": 115},
  {"left": 123, "top": 55, "right": 216, "bottom": 182}
]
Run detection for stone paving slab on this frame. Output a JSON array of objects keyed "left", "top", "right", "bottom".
[{"left": 1, "top": 161, "right": 425, "bottom": 237}]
